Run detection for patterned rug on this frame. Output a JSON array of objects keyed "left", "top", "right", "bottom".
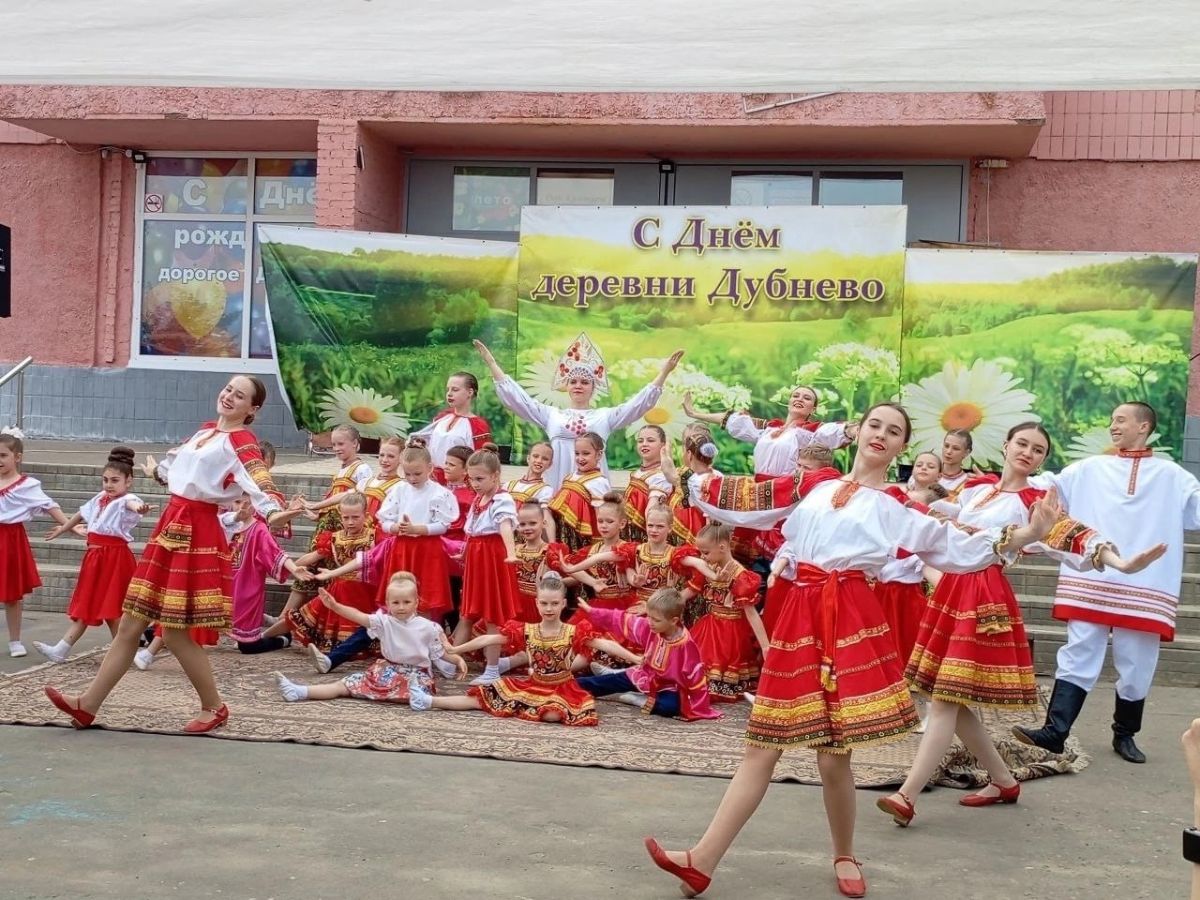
[{"left": 0, "top": 646, "right": 1089, "bottom": 788}]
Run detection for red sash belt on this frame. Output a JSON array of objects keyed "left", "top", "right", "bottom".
[
  {"left": 793, "top": 564, "right": 868, "bottom": 692},
  {"left": 86, "top": 533, "right": 129, "bottom": 549}
]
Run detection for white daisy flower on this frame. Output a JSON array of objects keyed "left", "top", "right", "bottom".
[
  {"left": 900, "top": 359, "right": 1039, "bottom": 467},
  {"left": 518, "top": 348, "right": 569, "bottom": 407},
  {"left": 318, "top": 385, "right": 409, "bottom": 438},
  {"left": 1064, "top": 426, "right": 1172, "bottom": 461},
  {"left": 624, "top": 391, "right": 689, "bottom": 444}
]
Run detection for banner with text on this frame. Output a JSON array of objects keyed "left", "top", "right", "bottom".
[
  {"left": 513, "top": 205, "right": 907, "bottom": 469},
  {"left": 901, "top": 248, "right": 1197, "bottom": 468}
]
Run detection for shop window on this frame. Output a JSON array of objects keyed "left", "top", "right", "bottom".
[
  {"left": 817, "top": 173, "right": 903, "bottom": 206},
  {"left": 730, "top": 172, "right": 814, "bottom": 206},
  {"left": 536, "top": 169, "right": 615, "bottom": 206},
  {"left": 452, "top": 166, "right": 530, "bottom": 232},
  {"left": 134, "top": 154, "right": 316, "bottom": 369}
]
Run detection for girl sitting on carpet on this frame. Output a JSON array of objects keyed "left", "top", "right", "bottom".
[
  {"left": 274, "top": 574, "right": 467, "bottom": 705},
  {"left": 408, "top": 573, "right": 638, "bottom": 725}
]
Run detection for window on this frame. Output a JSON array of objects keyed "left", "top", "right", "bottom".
[
  {"left": 536, "top": 169, "right": 615, "bottom": 206},
  {"left": 134, "top": 154, "right": 316, "bottom": 369},
  {"left": 452, "top": 166, "right": 530, "bottom": 232},
  {"left": 817, "top": 172, "right": 904, "bottom": 206},
  {"left": 730, "top": 172, "right": 813, "bottom": 206}
]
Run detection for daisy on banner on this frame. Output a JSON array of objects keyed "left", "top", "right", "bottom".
[{"left": 318, "top": 385, "right": 410, "bottom": 439}]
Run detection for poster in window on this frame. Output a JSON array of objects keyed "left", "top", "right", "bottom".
[{"left": 145, "top": 158, "right": 248, "bottom": 216}]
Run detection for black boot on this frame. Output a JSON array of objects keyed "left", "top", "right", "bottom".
[
  {"left": 1112, "top": 696, "right": 1147, "bottom": 764},
  {"left": 1012, "top": 679, "right": 1089, "bottom": 753}
]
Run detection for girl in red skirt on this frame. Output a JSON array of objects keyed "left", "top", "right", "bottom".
[
  {"left": 362, "top": 436, "right": 404, "bottom": 541},
  {"left": 34, "top": 447, "right": 151, "bottom": 663},
  {"left": 411, "top": 573, "right": 634, "bottom": 724},
  {"left": 376, "top": 445, "right": 458, "bottom": 624},
  {"left": 646, "top": 403, "right": 1063, "bottom": 899},
  {"left": 460, "top": 446, "right": 520, "bottom": 685},
  {"left": 682, "top": 522, "right": 767, "bottom": 702},
  {"left": 0, "top": 432, "right": 75, "bottom": 657},
  {"left": 629, "top": 503, "right": 690, "bottom": 613},
  {"left": 622, "top": 425, "right": 672, "bottom": 542},
  {"left": 506, "top": 441, "right": 556, "bottom": 541},
  {"left": 548, "top": 432, "right": 611, "bottom": 552},
  {"left": 668, "top": 426, "right": 717, "bottom": 545},
  {"left": 551, "top": 492, "right": 637, "bottom": 610},
  {"left": 512, "top": 500, "right": 556, "bottom": 623},
  {"left": 879, "top": 422, "right": 1166, "bottom": 828},
  {"left": 274, "top": 576, "right": 468, "bottom": 706},
  {"left": 45, "top": 375, "right": 291, "bottom": 733}
]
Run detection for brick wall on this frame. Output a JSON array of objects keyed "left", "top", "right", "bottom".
[
  {"left": 315, "top": 118, "right": 358, "bottom": 229},
  {"left": 1033, "top": 90, "right": 1200, "bottom": 161}
]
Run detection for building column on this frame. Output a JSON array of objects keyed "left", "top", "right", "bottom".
[{"left": 315, "top": 119, "right": 403, "bottom": 231}]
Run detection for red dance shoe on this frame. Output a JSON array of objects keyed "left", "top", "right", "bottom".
[
  {"left": 959, "top": 781, "right": 1020, "bottom": 807},
  {"left": 184, "top": 703, "right": 229, "bottom": 734},
  {"left": 44, "top": 686, "right": 95, "bottom": 729},
  {"left": 834, "top": 856, "right": 867, "bottom": 898},
  {"left": 644, "top": 836, "right": 711, "bottom": 898},
  {"left": 875, "top": 791, "right": 915, "bottom": 827}
]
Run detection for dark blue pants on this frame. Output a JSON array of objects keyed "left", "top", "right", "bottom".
[
  {"left": 576, "top": 671, "right": 681, "bottom": 718},
  {"left": 326, "top": 626, "right": 372, "bottom": 671},
  {"left": 237, "top": 635, "right": 290, "bottom": 655}
]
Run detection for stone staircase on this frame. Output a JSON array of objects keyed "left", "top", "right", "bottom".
[{"left": 19, "top": 460, "right": 1200, "bottom": 687}]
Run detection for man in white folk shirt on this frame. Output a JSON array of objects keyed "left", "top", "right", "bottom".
[{"left": 1014, "top": 402, "right": 1195, "bottom": 763}]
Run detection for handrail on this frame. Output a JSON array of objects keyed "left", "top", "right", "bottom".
[{"left": 0, "top": 355, "right": 32, "bottom": 389}]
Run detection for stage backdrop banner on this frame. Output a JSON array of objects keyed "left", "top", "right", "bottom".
[
  {"left": 515, "top": 205, "right": 907, "bottom": 470},
  {"left": 901, "top": 249, "right": 1197, "bottom": 468},
  {"left": 260, "top": 225, "right": 519, "bottom": 442}
]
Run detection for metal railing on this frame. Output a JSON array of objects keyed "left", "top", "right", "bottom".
[{"left": 0, "top": 356, "right": 33, "bottom": 429}]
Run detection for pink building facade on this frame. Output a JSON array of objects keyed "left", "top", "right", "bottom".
[{"left": 0, "top": 87, "right": 1197, "bottom": 465}]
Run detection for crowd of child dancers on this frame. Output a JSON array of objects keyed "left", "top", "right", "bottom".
[{"left": 2, "top": 330, "right": 1195, "bottom": 898}]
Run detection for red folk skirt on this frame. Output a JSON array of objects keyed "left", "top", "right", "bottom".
[
  {"left": 68, "top": 533, "right": 136, "bottom": 625},
  {"left": 691, "top": 608, "right": 761, "bottom": 701},
  {"left": 344, "top": 660, "right": 434, "bottom": 702},
  {"left": 0, "top": 522, "right": 41, "bottom": 603},
  {"left": 471, "top": 670, "right": 598, "bottom": 726},
  {"left": 873, "top": 579, "right": 928, "bottom": 671},
  {"left": 377, "top": 534, "right": 452, "bottom": 621},
  {"left": 905, "top": 565, "right": 1037, "bottom": 708},
  {"left": 747, "top": 565, "right": 917, "bottom": 752},
  {"left": 287, "top": 579, "right": 378, "bottom": 655},
  {"left": 460, "top": 533, "right": 519, "bottom": 625},
  {"left": 761, "top": 574, "right": 793, "bottom": 638},
  {"left": 124, "top": 496, "right": 231, "bottom": 630}
]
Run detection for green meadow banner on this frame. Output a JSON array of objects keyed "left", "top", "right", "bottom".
[
  {"left": 259, "top": 225, "right": 519, "bottom": 442},
  {"left": 901, "top": 248, "right": 1196, "bottom": 468},
  {"left": 514, "top": 205, "right": 907, "bottom": 469}
]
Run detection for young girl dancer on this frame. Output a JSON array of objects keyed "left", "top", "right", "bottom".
[
  {"left": 669, "top": 426, "right": 717, "bottom": 546},
  {"left": 547, "top": 432, "right": 612, "bottom": 552},
  {"left": 575, "top": 588, "right": 720, "bottom": 720},
  {"left": 628, "top": 503, "right": 688, "bottom": 612},
  {"left": 376, "top": 445, "right": 458, "bottom": 623},
  {"left": 878, "top": 422, "right": 1166, "bottom": 827},
  {"left": 458, "top": 447, "right": 521, "bottom": 685},
  {"left": 938, "top": 429, "right": 973, "bottom": 498},
  {"left": 0, "top": 433, "right": 75, "bottom": 657},
  {"left": 622, "top": 425, "right": 672, "bottom": 542},
  {"left": 512, "top": 501, "right": 555, "bottom": 622},
  {"left": 475, "top": 335, "right": 684, "bottom": 490},
  {"left": 551, "top": 492, "right": 636, "bottom": 610},
  {"left": 362, "top": 437, "right": 405, "bottom": 540},
  {"left": 410, "top": 573, "right": 635, "bottom": 724},
  {"left": 683, "top": 522, "right": 768, "bottom": 702},
  {"left": 45, "top": 375, "right": 288, "bottom": 732},
  {"left": 907, "top": 450, "right": 942, "bottom": 492},
  {"left": 647, "top": 403, "right": 1064, "bottom": 899},
  {"left": 440, "top": 444, "right": 474, "bottom": 564},
  {"left": 34, "top": 447, "right": 149, "bottom": 663},
  {"left": 406, "top": 371, "right": 492, "bottom": 483},
  {"left": 275, "top": 576, "right": 467, "bottom": 705},
  {"left": 506, "top": 441, "right": 556, "bottom": 541}
]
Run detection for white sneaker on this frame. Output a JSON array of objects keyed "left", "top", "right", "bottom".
[
  {"left": 133, "top": 648, "right": 155, "bottom": 671},
  {"left": 307, "top": 643, "right": 331, "bottom": 674},
  {"left": 589, "top": 661, "right": 621, "bottom": 676},
  {"left": 742, "top": 691, "right": 756, "bottom": 704},
  {"left": 32, "top": 641, "right": 67, "bottom": 663},
  {"left": 9, "top": 641, "right": 27, "bottom": 658},
  {"left": 470, "top": 668, "right": 500, "bottom": 686}
]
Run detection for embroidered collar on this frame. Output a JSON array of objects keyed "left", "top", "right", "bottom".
[
  {"left": 1116, "top": 448, "right": 1153, "bottom": 459},
  {"left": 0, "top": 475, "right": 28, "bottom": 498}
]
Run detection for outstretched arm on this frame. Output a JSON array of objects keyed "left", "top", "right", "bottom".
[
  {"left": 473, "top": 339, "right": 508, "bottom": 381},
  {"left": 745, "top": 605, "right": 770, "bottom": 655},
  {"left": 45, "top": 511, "right": 84, "bottom": 541},
  {"left": 651, "top": 350, "right": 685, "bottom": 389},
  {"left": 449, "top": 633, "right": 508, "bottom": 655},
  {"left": 586, "top": 637, "right": 642, "bottom": 666},
  {"left": 317, "top": 587, "right": 371, "bottom": 628},
  {"left": 681, "top": 391, "right": 729, "bottom": 427}
]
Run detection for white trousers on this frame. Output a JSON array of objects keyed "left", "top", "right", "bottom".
[{"left": 1055, "top": 619, "right": 1161, "bottom": 701}]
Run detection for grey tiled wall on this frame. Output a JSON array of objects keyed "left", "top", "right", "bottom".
[{"left": 0, "top": 364, "right": 308, "bottom": 447}]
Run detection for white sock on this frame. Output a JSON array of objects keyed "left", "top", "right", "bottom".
[
  {"left": 589, "top": 661, "right": 621, "bottom": 676},
  {"left": 133, "top": 648, "right": 155, "bottom": 670},
  {"left": 497, "top": 656, "right": 515, "bottom": 675},
  {"left": 470, "top": 665, "right": 500, "bottom": 686},
  {"left": 307, "top": 643, "right": 331, "bottom": 674},
  {"left": 9, "top": 640, "right": 26, "bottom": 657},
  {"left": 33, "top": 640, "right": 68, "bottom": 663},
  {"left": 432, "top": 656, "right": 458, "bottom": 678},
  {"left": 407, "top": 673, "right": 432, "bottom": 710},
  {"left": 274, "top": 672, "right": 308, "bottom": 702},
  {"left": 616, "top": 691, "right": 649, "bottom": 708}
]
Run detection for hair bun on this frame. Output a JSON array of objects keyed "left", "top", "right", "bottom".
[
  {"left": 700, "top": 442, "right": 718, "bottom": 460},
  {"left": 481, "top": 442, "right": 500, "bottom": 454},
  {"left": 601, "top": 490, "right": 624, "bottom": 505},
  {"left": 108, "top": 446, "right": 136, "bottom": 466}
]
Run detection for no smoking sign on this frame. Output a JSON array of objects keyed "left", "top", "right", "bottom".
[{"left": 144, "top": 193, "right": 163, "bottom": 213}]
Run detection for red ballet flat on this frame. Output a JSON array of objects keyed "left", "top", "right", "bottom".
[
  {"left": 959, "top": 781, "right": 1020, "bottom": 807},
  {"left": 44, "top": 686, "right": 95, "bottom": 729},
  {"left": 875, "top": 791, "right": 915, "bottom": 827},
  {"left": 644, "top": 836, "right": 711, "bottom": 898},
  {"left": 183, "top": 703, "right": 229, "bottom": 734},
  {"left": 834, "top": 856, "right": 867, "bottom": 898}
]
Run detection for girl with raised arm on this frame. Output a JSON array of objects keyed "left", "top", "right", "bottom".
[{"left": 406, "top": 371, "right": 492, "bottom": 484}]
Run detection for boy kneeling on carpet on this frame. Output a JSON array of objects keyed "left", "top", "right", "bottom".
[{"left": 274, "top": 573, "right": 466, "bottom": 705}]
